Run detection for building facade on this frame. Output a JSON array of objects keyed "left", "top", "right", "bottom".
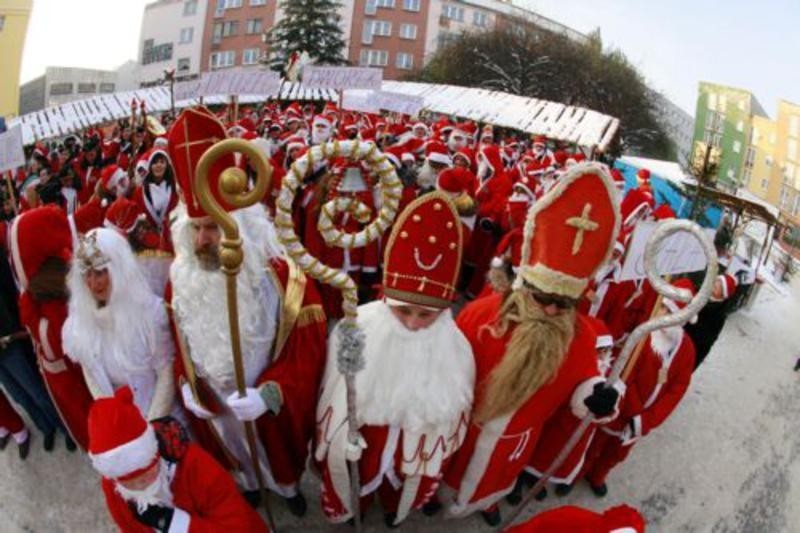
[
  {"left": 139, "top": 0, "right": 209, "bottom": 85},
  {"left": 649, "top": 89, "right": 694, "bottom": 166},
  {"left": 0, "top": 0, "right": 33, "bottom": 119},
  {"left": 18, "top": 64, "right": 140, "bottom": 115}
]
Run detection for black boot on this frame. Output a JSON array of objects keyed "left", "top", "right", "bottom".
[
  {"left": 506, "top": 475, "right": 525, "bottom": 505},
  {"left": 64, "top": 434, "right": 77, "bottom": 452},
  {"left": 242, "top": 490, "right": 261, "bottom": 508},
  {"left": 421, "top": 499, "right": 442, "bottom": 516},
  {"left": 384, "top": 512, "right": 400, "bottom": 529},
  {"left": 0, "top": 434, "right": 9, "bottom": 451},
  {"left": 589, "top": 481, "right": 608, "bottom": 497},
  {"left": 555, "top": 483, "right": 573, "bottom": 496},
  {"left": 43, "top": 432, "right": 55, "bottom": 452},
  {"left": 480, "top": 507, "right": 502, "bottom": 527},
  {"left": 18, "top": 435, "right": 31, "bottom": 460},
  {"left": 285, "top": 492, "right": 307, "bottom": 517}
]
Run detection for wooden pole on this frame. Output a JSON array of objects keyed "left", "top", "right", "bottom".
[{"left": 4, "top": 171, "right": 19, "bottom": 217}]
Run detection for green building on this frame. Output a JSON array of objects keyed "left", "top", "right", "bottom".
[{"left": 691, "top": 82, "right": 768, "bottom": 191}]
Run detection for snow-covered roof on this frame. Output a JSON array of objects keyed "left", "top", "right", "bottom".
[
  {"left": 618, "top": 155, "right": 694, "bottom": 187},
  {"left": 8, "top": 81, "right": 620, "bottom": 151}
]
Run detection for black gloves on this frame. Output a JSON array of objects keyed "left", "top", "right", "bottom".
[
  {"left": 132, "top": 504, "right": 174, "bottom": 532},
  {"left": 583, "top": 382, "right": 619, "bottom": 418},
  {"left": 478, "top": 217, "right": 496, "bottom": 232}
]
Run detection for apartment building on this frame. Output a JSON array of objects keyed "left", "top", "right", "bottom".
[
  {"left": 0, "top": 0, "right": 33, "bottom": 118},
  {"left": 139, "top": 0, "right": 209, "bottom": 85}
]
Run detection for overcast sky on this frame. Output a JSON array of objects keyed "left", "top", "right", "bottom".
[{"left": 20, "top": 0, "right": 800, "bottom": 117}]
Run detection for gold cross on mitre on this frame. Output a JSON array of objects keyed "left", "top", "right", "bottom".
[{"left": 565, "top": 203, "right": 599, "bottom": 255}]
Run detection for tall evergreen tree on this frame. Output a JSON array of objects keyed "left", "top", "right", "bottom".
[{"left": 267, "top": 0, "right": 348, "bottom": 73}]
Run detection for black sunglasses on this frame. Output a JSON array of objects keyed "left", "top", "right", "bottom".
[{"left": 525, "top": 284, "right": 578, "bottom": 310}]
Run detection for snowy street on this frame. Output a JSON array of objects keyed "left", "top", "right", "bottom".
[{"left": 0, "top": 280, "right": 797, "bottom": 532}]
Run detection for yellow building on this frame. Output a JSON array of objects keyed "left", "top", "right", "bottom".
[
  {"left": 745, "top": 115, "right": 777, "bottom": 200},
  {"left": 767, "top": 100, "right": 800, "bottom": 223},
  {"left": 0, "top": 0, "right": 33, "bottom": 119}
]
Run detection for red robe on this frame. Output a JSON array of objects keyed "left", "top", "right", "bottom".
[
  {"left": 17, "top": 294, "right": 92, "bottom": 449},
  {"left": 133, "top": 183, "right": 178, "bottom": 253},
  {"left": 168, "top": 258, "right": 327, "bottom": 495},
  {"left": 443, "top": 293, "right": 600, "bottom": 515},
  {"left": 583, "top": 331, "right": 695, "bottom": 485},
  {"left": 507, "top": 504, "right": 645, "bottom": 533},
  {"left": 0, "top": 389, "right": 25, "bottom": 435},
  {"left": 102, "top": 444, "right": 268, "bottom": 532}
]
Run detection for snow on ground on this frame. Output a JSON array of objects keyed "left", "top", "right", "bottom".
[{"left": 1, "top": 279, "right": 799, "bottom": 532}]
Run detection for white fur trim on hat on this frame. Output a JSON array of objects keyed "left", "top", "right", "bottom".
[
  {"left": 9, "top": 218, "right": 27, "bottom": 289},
  {"left": 427, "top": 151, "right": 452, "bottom": 167},
  {"left": 663, "top": 298, "right": 697, "bottom": 324},
  {"left": 89, "top": 425, "right": 158, "bottom": 479},
  {"left": 596, "top": 334, "right": 613, "bottom": 348},
  {"left": 384, "top": 296, "right": 442, "bottom": 313}
]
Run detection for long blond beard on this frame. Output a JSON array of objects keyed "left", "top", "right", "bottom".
[{"left": 475, "top": 290, "right": 575, "bottom": 423}]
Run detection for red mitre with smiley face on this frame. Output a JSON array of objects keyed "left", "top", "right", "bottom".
[{"left": 382, "top": 192, "right": 464, "bottom": 309}]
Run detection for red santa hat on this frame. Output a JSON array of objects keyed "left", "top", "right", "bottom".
[
  {"left": 88, "top": 387, "right": 159, "bottom": 481},
  {"left": 712, "top": 273, "right": 737, "bottom": 302},
  {"left": 652, "top": 203, "right": 677, "bottom": 220},
  {"left": 284, "top": 102, "right": 303, "bottom": 119},
  {"left": 637, "top": 168, "right": 651, "bottom": 183},
  {"left": 585, "top": 315, "right": 614, "bottom": 350},
  {"left": 425, "top": 141, "right": 452, "bottom": 166},
  {"left": 384, "top": 145, "right": 413, "bottom": 169},
  {"left": 552, "top": 150, "right": 569, "bottom": 167},
  {"left": 313, "top": 114, "right": 333, "bottom": 130},
  {"left": 620, "top": 188, "right": 655, "bottom": 228},
  {"left": 437, "top": 167, "right": 478, "bottom": 198},
  {"left": 285, "top": 135, "right": 307, "bottom": 154},
  {"left": 663, "top": 277, "right": 698, "bottom": 323},
  {"left": 478, "top": 144, "right": 504, "bottom": 176},
  {"left": 323, "top": 101, "right": 339, "bottom": 119},
  {"left": 383, "top": 192, "right": 463, "bottom": 308},
  {"left": 518, "top": 163, "right": 621, "bottom": 299},
  {"left": 146, "top": 147, "right": 172, "bottom": 171},
  {"left": 104, "top": 197, "right": 144, "bottom": 234},
  {"left": 100, "top": 165, "right": 127, "bottom": 192},
  {"left": 9, "top": 205, "right": 74, "bottom": 290},
  {"left": 167, "top": 107, "right": 237, "bottom": 218},
  {"left": 532, "top": 135, "right": 547, "bottom": 147},
  {"left": 453, "top": 146, "right": 475, "bottom": 167},
  {"left": 610, "top": 168, "right": 626, "bottom": 191}
]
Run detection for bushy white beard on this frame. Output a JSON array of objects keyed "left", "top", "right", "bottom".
[
  {"left": 353, "top": 301, "right": 475, "bottom": 433},
  {"left": 115, "top": 459, "right": 174, "bottom": 514},
  {"left": 477, "top": 160, "right": 491, "bottom": 181},
  {"left": 417, "top": 161, "right": 437, "bottom": 189},
  {"left": 312, "top": 127, "right": 331, "bottom": 146},
  {"left": 448, "top": 134, "right": 467, "bottom": 152},
  {"left": 170, "top": 203, "right": 281, "bottom": 392},
  {"left": 650, "top": 326, "right": 682, "bottom": 358}
]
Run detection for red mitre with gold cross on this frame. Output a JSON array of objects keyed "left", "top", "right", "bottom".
[
  {"left": 167, "top": 106, "right": 236, "bottom": 218},
  {"left": 518, "top": 163, "right": 621, "bottom": 299},
  {"left": 382, "top": 192, "right": 464, "bottom": 309}
]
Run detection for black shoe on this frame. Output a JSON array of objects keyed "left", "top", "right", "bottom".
[
  {"left": 794, "top": 357, "right": 800, "bottom": 371},
  {"left": 43, "top": 432, "right": 55, "bottom": 452},
  {"left": 346, "top": 514, "right": 365, "bottom": 527},
  {"left": 589, "top": 481, "right": 608, "bottom": 497},
  {"left": 555, "top": 483, "right": 573, "bottom": 496},
  {"left": 0, "top": 434, "right": 9, "bottom": 451},
  {"left": 421, "top": 499, "right": 442, "bottom": 516},
  {"left": 384, "top": 513, "right": 400, "bottom": 529},
  {"left": 242, "top": 490, "right": 261, "bottom": 509},
  {"left": 534, "top": 486, "right": 548, "bottom": 501},
  {"left": 285, "top": 492, "right": 307, "bottom": 517},
  {"left": 480, "top": 508, "right": 502, "bottom": 527},
  {"left": 18, "top": 436, "right": 30, "bottom": 460},
  {"left": 65, "top": 435, "right": 77, "bottom": 452},
  {"left": 506, "top": 476, "right": 525, "bottom": 505},
  {"left": 519, "top": 470, "right": 538, "bottom": 488}
]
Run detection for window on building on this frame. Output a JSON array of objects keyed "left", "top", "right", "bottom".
[
  {"left": 365, "top": 0, "right": 377, "bottom": 14},
  {"left": 742, "top": 168, "right": 752, "bottom": 187},
  {"left": 179, "top": 27, "right": 194, "bottom": 44},
  {"left": 77, "top": 83, "right": 97, "bottom": 94},
  {"left": 718, "top": 94, "right": 727, "bottom": 112},
  {"left": 726, "top": 168, "right": 735, "bottom": 179},
  {"left": 250, "top": 0, "right": 267, "bottom": 5},
  {"left": 790, "top": 115, "right": 800, "bottom": 138},
  {"left": 793, "top": 195, "right": 800, "bottom": 217},
  {"left": 376, "top": 0, "right": 395, "bottom": 7},
  {"left": 736, "top": 120, "right": 744, "bottom": 132},
  {"left": 789, "top": 139, "right": 798, "bottom": 162},
  {"left": 246, "top": 18, "right": 263, "bottom": 34},
  {"left": 213, "top": 20, "right": 238, "bottom": 42},
  {"left": 442, "top": 4, "right": 465, "bottom": 21},
  {"left": 766, "top": 155, "right": 774, "bottom": 167},
  {"left": 225, "top": 0, "right": 243, "bottom": 7},
  {"left": 745, "top": 146, "right": 756, "bottom": 167},
  {"left": 780, "top": 185, "right": 790, "bottom": 209},
  {"left": 707, "top": 92, "right": 717, "bottom": 111},
  {"left": 183, "top": 0, "right": 198, "bottom": 16},
  {"left": 760, "top": 177, "right": 769, "bottom": 190},
  {"left": 359, "top": 49, "right": 388, "bottom": 67},
  {"left": 363, "top": 20, "right": 391, "bottom": 43},
  {"left": 396, "top": 52, "right": 414, "bottom": 70},
  {"left": 177, "top": 58, "right": 191, "bottom": 72},
  {"left": 474, "top": 11, "right": 489, "bottom": 27},
  {"left": 399, "top": 23, "right": 417, "bottom": 39},
  {"left": 738, "top": 99, "right": 746, "bottom": 111},
  {"left": 0, "top": 15, "right": 6, "bottom": 32},
  {"left": 50, "top": 83, "right": 74, "bottom": 96},
  {"left": 99, "top": 82, "right": 115, "bottom": 93},
  {"left": 785, "top": 164, "right": 795, "bottom": 183},
  {"left": 210, "top": 50, "right": 236, "bottom": 69},
  {"left": 242, "top": 48, "right": 262, "bottom": 65},
  {"left": 142, "top": 41, "right": 174, "bottom": 65},
  {"left": 732, "top": 140, "right": 741, "bottom": 153},
  {"left": 403, "top": 0, "right": 420, "bottom": 11}
]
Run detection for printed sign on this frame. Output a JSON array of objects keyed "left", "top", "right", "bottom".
[
  {"left": 303, "top": 66, "right": 383, "bottom": 90},
  {"left": 174, "top": 80, "right": 202, "bottom": 101},
  {"left": 618, "top": 221, "right": 716, "bottom": 281},
  {"left": 0, "top": 125, "right": 25, "bottom": 173},
  {"left": 369, "top": 91, "right": 425, "bottom": 115},
  {"left": 197, "top": 71, "right": 281, "bottom": 97},
  {"left": 341, "top": 90, "right": 380, "bottom": 113}
]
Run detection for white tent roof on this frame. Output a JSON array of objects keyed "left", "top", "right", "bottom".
[
  {"left": 8, "top": 81, "right": 619, "bottom": 150},
  {"left": 618, "top": 155, "right": 695, "bottom": 187}
]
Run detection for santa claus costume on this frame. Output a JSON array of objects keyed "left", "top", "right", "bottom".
[
  {"left": 132, "top": 148, "right": 178, "bottom": 252},
  {"left": 89, "top": 387, "right": 268, "bottom": 532},
  {"left": 507, "top": 504, "right": 645, "bottom": 533},
  {"left": 166, "top": 107, "right": 327, "bottom": 515},
  {"left": 62, "top": 228, "right": 176, "bottom": 421},
  {"left": 685, "top": 273, "right": 737, "bottom": 369},
  {"left": 315, "top": 192, "right": 475, "bottom": 527},
  {"left": 9, "top": 206, "right": 93, "bottom": 450},
  {"left": 442, "top": 164, "right": 623, "bottom": 525},
  {"left": 583, "top": 279, "right": 697, "bottom": 494},
  {"left": 0, "top": 390, "right": 30, "bottom": 459}
]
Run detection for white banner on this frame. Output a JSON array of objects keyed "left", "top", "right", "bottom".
[
  {"left": 303, "top": 66, "right": 382, "bottom": 90},
  {"left": 197, "top": 71, "right": 281, "bottom": 97},
  {"left": 174, "top": 80, "right": 202, "bottom": 101},
  {"left": 0, "top": 125, "right": 25, "bottom": 173},
  {"left": 369, "top": 90, "right": 425, "bottom": 115},
  {"left": 341, "top": 90, "right": 379, "bottom": 113},
  {"left": 618, "top": 221, "right": 716, "bottom": 281}
]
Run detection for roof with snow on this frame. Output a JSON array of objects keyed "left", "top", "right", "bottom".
[
  {"left": 8, "top": 80, "right": 620, "bottom": 151},
  {"left": 618, "top": 155, "right": 694, "bottom": 186}
]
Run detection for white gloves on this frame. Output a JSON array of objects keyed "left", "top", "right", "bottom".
[
  {"left": 227, "top": 387, "right": 268, "bottom": 422},
  {"left": 619, "top": 415, "right": 642, "bottom": 446},
  {"left": 180, "top": 383, "right": 214, "bottom": 420},
  {"left": 345, "top": 434, "right": 368, "bottom": 462}
]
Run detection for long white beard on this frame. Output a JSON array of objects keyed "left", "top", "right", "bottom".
[
  {"left": 650, "top": 326, "right": 682, "bottom": 358},
  {"left": 417, "top": 161, "right": 437, "bottom": 189},
  {"left": 115, "top": 459, "right": 174, "bottom": 514},
  {"left": 170, "top": 203, "right": 281, "bottom": 392},
  {"left": 353, "top": 301, "right": 475, "bottom": 433},
  {"left": 312, "top": 128, "right": 331, "bottom": 146}
]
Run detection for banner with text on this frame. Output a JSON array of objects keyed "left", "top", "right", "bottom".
[
  {"left": 0, "top": 125, "right": 25, "bottom": 173},
  {"left": 618, "top": 221, "right": 716, "bottom": 281},
  {"left": 341, "top": 90, "right": 379, "bottom": 113},
  {"left": 197, "top": 71, "right": 281, "bottom": 97},
  {"left": 303, "top": 66, "right": 382, "bottom": 91},
  {"left": 369, "top": 90, "right": 425, "bottom": 115}
]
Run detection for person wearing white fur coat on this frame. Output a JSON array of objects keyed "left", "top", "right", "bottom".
[
  {"left": 314, "top": 193, "right": 476, "bottom": 528},
  {"left": 62, "top": 228, "right": 176, "bottom": 421}
]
